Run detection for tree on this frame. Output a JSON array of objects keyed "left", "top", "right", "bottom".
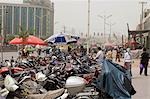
[
  {"left": 40, "top": 35, "right": 49, "bottom": 40},
  {"left": 5, "top": 34, "right": 15, "bottom": 43},
  {"left": 17, "top": 26, "right": 30, "bottom": 39},
  {"left": 16, "top": 26, "right": 32, "bottom": 47},
  {"left": 19, "top": 26, "right": 36, "bottom": 37}
]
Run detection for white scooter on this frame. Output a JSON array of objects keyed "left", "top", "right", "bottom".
[{"left": 57, "top": 76, "right": 99, "bottom": 99}]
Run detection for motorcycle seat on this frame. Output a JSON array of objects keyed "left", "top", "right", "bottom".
[{"left": 27, "top": 88, "right": 65, "bottom": 99}]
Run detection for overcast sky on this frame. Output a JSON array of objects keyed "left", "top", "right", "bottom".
[{"left": 53, "top": 0, "right": 150, "bottom": 36}]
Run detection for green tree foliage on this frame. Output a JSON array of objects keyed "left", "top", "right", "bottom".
[
  {"left": 5, "top": 34, "right": 15, "bottom": 43},
  {"left": 40, "top": 35, "right": 49, "bottom": 40},
  {"left": 17, "top": 26, "right": 30, "bottom": 39},
  {"left": 17, "top": 26, "right": 36, "bottom": 38}
]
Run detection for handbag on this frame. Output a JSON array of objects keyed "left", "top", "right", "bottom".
[{"left": 140, "top": 64, "right": 144, "bottom": 69}]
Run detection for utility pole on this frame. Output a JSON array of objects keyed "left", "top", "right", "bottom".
[
  {"left": 139, "top": 1, "right": 147, "bottom": 44},
  {"left": 139, "top": 1, "right": 147, "bottom": 30},
  {"left": 35, "top": 14, "right": 49, "bottom": 38},
  {"left": 122, "top": 34, "right": 124, "bottom": 47},
  {"left": 106, "top": 21, "right": 115, "bottom": 38},
  {"left": 54, "top": 21, "right": 59, "bottom": 34},
  {"left": 87, "top": 0, "right": 90, "bottom": 54},
  {"left": 0, "top": 6, "right": 4, "bottom": 63},
  {"left": 63, "top": 26, "right": 66, "bottom": 33},
  {"left": 0, "top": 24, "right": 3, "bottom": 63}
]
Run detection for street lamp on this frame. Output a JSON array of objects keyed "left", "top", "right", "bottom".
[
  {"left": 139, "top": 1, "right": 147, "bottom": 30},
  {"left": 0, "top": 7, "right": 8, "bottom": 63},
  {"left": 54, "top": 21, "right": 59, "bottom": 34},
  {"left": 35, "top": 14, "right": 49, "bottom": 38},
  {"left": 139, "top": 1, "right": 147, "bottom": 44},
  {"left": 105, "top": 21, "right": 116, "bottom": 37},
  {"left": 98, "top": 14, "right": 112, "bottom": 41},
  {"left": 0, "top": 26, "right": 3, "bottom": 63},
  {"left": 87, "top": 0, "right": 90, "bottom": 54}
]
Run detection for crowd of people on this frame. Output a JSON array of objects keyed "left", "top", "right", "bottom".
[{"left": 95, "top": 46, "right": 149, "bottom": 78}]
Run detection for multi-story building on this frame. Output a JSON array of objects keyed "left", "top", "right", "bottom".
[
  {"left": 0, "top": 0, "right": 54, "bottom": 38},
  {"left": 143, "top": 9, "right": 150, "bottom": 30},
  {"left": 142, "top": 9, "right": 150, "bottom": 49}
]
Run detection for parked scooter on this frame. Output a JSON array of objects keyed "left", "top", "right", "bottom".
[{"left": 57, "top": 76, "right": 99, "bottom": 99}]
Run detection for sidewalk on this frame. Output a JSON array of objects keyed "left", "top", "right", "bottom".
[
  {"left": 132, "top": 67, "right": 150, "bottom": 99},
  {"left": 115, "top": 59, "right": 150, "bottom": 99}
]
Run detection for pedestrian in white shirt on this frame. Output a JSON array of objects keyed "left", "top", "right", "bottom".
[
  {"left": 94, "top": 47, "right": 104, "bottom": 65},
  {"left": 124, "top": 48, "right": 132, "bottom": 79}
]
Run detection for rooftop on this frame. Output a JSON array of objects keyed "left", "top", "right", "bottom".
[{"left": 0, "top": 0, "right": 53, "bottom": 7}]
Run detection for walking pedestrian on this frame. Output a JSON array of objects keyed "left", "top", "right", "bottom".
[
  {"left": 106, "top": 49, "right": 113, "bottom": 61},
  {"left": 10, "top": 56, "right": 15, "bottom": 64},
  {"left": 140, "top": 48, "right": 149, "bottom": 76},
  {"left": 94, "top": 47, "right": 104, "bottom": 65},
  {"left": 115, "top": 47, "right": 121, "bottom": 62},
  {"left": 124, "top": 48, "right": 132, "bottom": 79},
  {"left": 37, "top": 48, "right": 42, "bottom": 56}
]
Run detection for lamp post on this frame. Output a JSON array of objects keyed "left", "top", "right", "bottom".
[
  {"left": 106, "top": 21, "right": 115, "bottom": 38},
  {"left": 0, "top": 7, "right": 8, "bottom": 63},
  {"left": 54, "top": 21, "right": 59, "bottom": 34},
  {"left": 139, "top": 1, "right": 147, "bottom": 30},
  {"left": 35, "top": 14, "right": 49, "bottom": 38},
  {"left": 0, "top": 26, "right": 3, "bottom": 63},
  {"left": 139, "top": 1, "right": 147, "bottom": 44},
  {"left": 98, "top": 14, "right": 112, "bottom": 41},
  {"left": 87, "top": 0, "right": 90, "bottom": 55}
]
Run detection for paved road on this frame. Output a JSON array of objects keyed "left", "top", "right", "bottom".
[
  {"left": 0, "top": 52, "right": 18, "bottom": 61},
  {"left": 1, "top": 52, "right": 150, "bottom": 98}
]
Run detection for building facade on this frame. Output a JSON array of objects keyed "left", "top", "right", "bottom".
[
  {"left": 134, "top": 9, "right": 150, "bottom": 49},
  {"left": 142, "top": 9, "right": 150, "bottom": 49},
  {"left": 0, "top": 0, "right": 54, "bottom": 38},
  {"left": 143, "top": 9, "right": 150, "bottom": 30}
]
